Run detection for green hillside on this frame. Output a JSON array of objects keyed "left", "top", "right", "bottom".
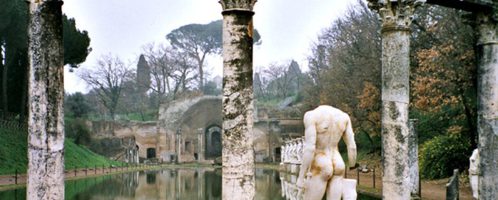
[{"left": 0, "top": 128, "right": 120, "bottom": 175}]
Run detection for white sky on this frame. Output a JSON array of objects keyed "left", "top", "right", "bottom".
[{"left": 62, "top": 0, "right": 355, "bottom": 93}]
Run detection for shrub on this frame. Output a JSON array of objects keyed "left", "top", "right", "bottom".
[
  {"left": 66, "top": 118, "right": 91, "bottom": 145},
  {"left": 419, "top": 134, "right": 472, "bottom": 179}
]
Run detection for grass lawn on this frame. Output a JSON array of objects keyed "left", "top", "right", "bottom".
[{"left": 0, "top": 128, "right": 120, "bottom": 175}]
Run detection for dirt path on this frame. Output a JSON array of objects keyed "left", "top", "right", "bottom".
[{"left": 345, "top": 168, "right": 473, "bottom": 200}]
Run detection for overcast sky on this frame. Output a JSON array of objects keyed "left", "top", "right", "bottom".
[{"left": 62, "top": 0, "right": 355, "bottom": 93}]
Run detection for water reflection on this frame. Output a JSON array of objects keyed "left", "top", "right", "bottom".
[
  {"left": 0, "top": 168, "right": 378, "bottom": 199},
  {"left": 83, "top": 168, "right": 225, "bottom": 200},
  {"left": 279, "top": 172, "right": 303, "bottom": 200}
]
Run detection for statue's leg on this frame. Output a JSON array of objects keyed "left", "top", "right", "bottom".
[
  {"left": 304, "top": 175, "right": 329, "bottom": 200},
  {"left": 326, "top": 176, "right": 344, "bottom": 200},
  {"left": 342, "top": 179, "right": 357, "bottom": 200},
  {"left": 304, "top": 155, "right": 333, "bottom": 200},
  {"left": 326, "top": 150, "right": 347, "bottom": 200}
]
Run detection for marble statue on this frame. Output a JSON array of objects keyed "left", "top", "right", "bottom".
[
  {"left": 296, "top": 138, "right": 304, "bottom": 162},
  {"left": 281, "top": 145, "right": 285, "bottom": 164},
  {"left": 469, "top": 148, "right": 479, "bottom": 199},
  {"left": 293, "top": 140, "right": 300, "bottom": 164},
  {"left": 283, "top": 142, "right": 289, "bottom": 163},
  {"left": 290, "top": 140, "right": 296, "bottom": 163},
  {"left": 282, "top": 143, "right": 287, "bottom": 163},
  {"left": 297, "top": 105, "right": 358, "bottom": 200},
  {"left": 342, "top": 179, "right": 357, "bottom": 200}
]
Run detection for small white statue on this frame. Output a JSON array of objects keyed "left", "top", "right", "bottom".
[
  {"left": 297, "top": 105, "right": 358, "bottom": 200},
  {"left": 292, "top": 140, "right": 299, "bottom": 164},
  {"left": 469, "top": 148, "right": 479, "bottom": 199},
  {"left": 296, "top": 138, "right": 304, "bottom": 162},
  {"left": 293, "top": 140, "right": 300, "bottom": 164},
  {"left": 282, "top": 143, "right": 287, "bottom": 163},
  {"left": 283, "top": 142, "right": 289, "bottom": 163}
]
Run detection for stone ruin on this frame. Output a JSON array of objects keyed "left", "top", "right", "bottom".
[{"left": 85, "top": 95, "right": 305, "bottom": 164}]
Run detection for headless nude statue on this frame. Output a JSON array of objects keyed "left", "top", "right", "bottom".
[{"left": 297, "top": 105, "right": 357, "bottom": 200}]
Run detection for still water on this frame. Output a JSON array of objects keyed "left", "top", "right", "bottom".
[{"left": 0, "top": 168, "right": 378, "bottom": 200}]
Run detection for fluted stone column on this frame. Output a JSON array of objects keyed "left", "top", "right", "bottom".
[
  {"left": 367, "top": 1, "right": 424, "bottom": 199},
  {"left": 476, "top": 11, "right": 498, "bottom": 199},
  {"left": 219, "top": 1, "right": 257, "bottom": 199},
  {"left": 27, "top": 0, "right": 65, "bottom": 199}
]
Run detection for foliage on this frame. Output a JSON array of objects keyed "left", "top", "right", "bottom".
[
  {"left": 63, "top": 15, "right": 91, "bottom": 68},
  {"left": 0, "top": 0, "right": 90, "bottom": 118},
  {"left": 142, "top": 43, "right": 197, "bottom": 108},
  {"left": 202, "top": 79, "right": 221, "bottom": 95},
  {"left": 166, "top": 20, "right": 261, "bottom": 90},
  {"left": 419, "top": 134, "right": 472, "bottom": 179},
  {"left": 410, "top": 7, "right": 477, "bottom": 179},
  {"left": 357, "top": 81, "right": 381, "bottom": 150},
  {"left": 121, "top": 110, "right": 157, "bottom": 121},
  {"left": 136, "top": 54, "right": 151, "bottom": 95},
  {"left": 261, "top": 61, "right": 301, "bottom": 98},
  {"left": 255, "top": 60, "right": 309, "bottom": 107},
  {"left": 166, "top": 20, "right": 221, "bottom": 90},
  {"left": 65, "top": 92, "right": 92, "bottom": 118},
  {"left": 65, "top": 118, "right": 91, "bottom": 146},
  {"left": 0, "top": 0, "right": 28, "bottom": 116},
  {"left": 303, "top": 0, "right": 382, "bottom": 152},
  {"left": 411, "top": 43, "right": 477, "bottom": 147}
]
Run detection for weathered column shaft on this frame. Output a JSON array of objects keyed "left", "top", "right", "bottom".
[
  {"left": 408, "top": 119, "right": 420, "bottom": 198},
  {"left": 381, "top": 22, "right": 411, "bottom": 200},
  {"left": 27, "top": 0, "right": 65, "bottom": 199},
  {"left": 367, "top": 1, "right": 423, "bottom": 199},
  {"left": 221, "top": 5, "right": 256, "bottom": 200},
  {"left": 198, "top": 130, "right": 204, "bottom": 162},
  {"left": 176, "top": 134, "right": 182, "bottom": 163},
  {"left": 476, "top": 12, "right": 498, "bottom": 199}
]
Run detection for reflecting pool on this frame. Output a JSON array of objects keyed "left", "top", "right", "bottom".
[{"left": 0, "top": 168, "right": 379, "bottom": 200}]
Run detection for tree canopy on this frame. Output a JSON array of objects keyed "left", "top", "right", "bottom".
[
  {"left": 79, "top": 55, "right": 133, "bottom": 120},
  {"left": 166, "top": 20, "right": 261, "bottom": 90},
  {"left": 63, "top": 15, "right": 91, "bottom": 68},
  {"left": 297, "top": 0, "right": 476, "bottom": 178},
  {"left": 0, "top": 0, "right": 91, "bottom": 120}
]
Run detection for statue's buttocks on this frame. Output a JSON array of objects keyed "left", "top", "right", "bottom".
[{"left": 297, "top": 105, "right": 358, "bottom": 200}]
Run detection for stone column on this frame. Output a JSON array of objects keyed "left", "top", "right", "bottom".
[
  {"left": 476, "top": 11, "right": 498, "bottom": 199},
  {"left": 367, "top": 1, "right": 424, "bottom": 199},
  {"left": 197, "top": 128, "right": 204, "bottom": 162},
  {"left": 176, "top": 128, "right": 182, "bottom": 163},
  {"left": 267, "top": 122, "right": 273, "bottom": 162},
  {"left": 219, "top": 1, "right": 257, "bottom": 199},
  {"left": 26, "top": 0, "right": 65, "bottom": 199},
  {"left": 408, "top": 119, "right": 420, "bottom": 198}
]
